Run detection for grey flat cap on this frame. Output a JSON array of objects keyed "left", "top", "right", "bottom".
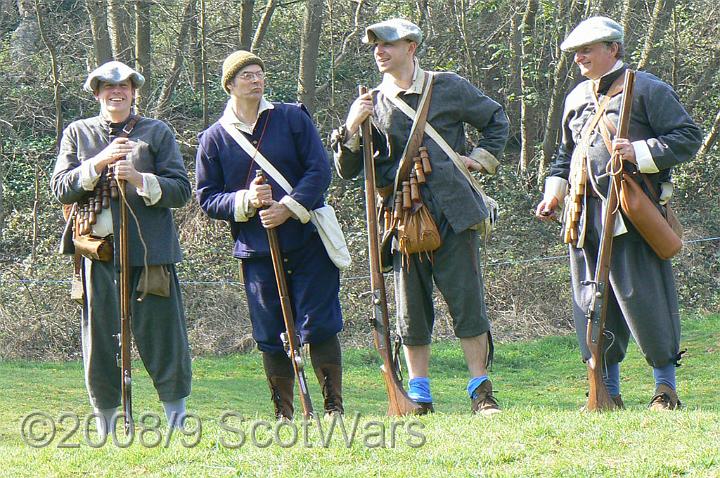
[
  {"left": 83, "top": 61, "right": 145, "bottom": 93},
  {"left": 561, "top": 16, "right": 624, "bottom": 52},
  {"left": 362, "top": 18, "right": 422, "bottom": 44}
]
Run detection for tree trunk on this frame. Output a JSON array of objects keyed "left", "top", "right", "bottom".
[
  {"left": 620, "top": 0, "right": 640, "bottom": 55},
  {"left": 34, "top": 0, "right": 62, "bottom": 148},
  {"left": 108, "top": 0, "right": 133, "bottom": 63},
  {"left": 189, "top": 0, "right": 202, "bottom": 92},
  {"left": 539, "top": 0, "right": 582, "bottom": 178},
  {"left": 696, "top": 107, "right": 720, "bottom": 159},
  {"left": 154, "top": 0, "right": 195, "bottom": 117},
  {"left": 11, "top": 0, "right": 39, "bottom": 69},
  {"left": 134, "top": 0, "right": 151, "bottom": 114},
  {"left": 297, "top": 0, "right": 324, "bottom": 112},
  {"left": 508, "top": 12, "right": 522, "bottom": 143},
  {"left": 85, "top": 0, "right": 113, "bottom": 67},
  {"left": 637, "top": 0, "right": 673, "bottom": 71},
  {"left": 315, "top": 0, "right": 368, "bottom": 99},
  {"left": 686, "top": 49, "right": 720, "bottom": 112},
  {"left": 251, "top": 0, "right": 278, "bottom": 53},
  {"left": 238, "top": 0, "right": 255, "bottom": 50},
  {"left": 519, "top": 0, "right": 539, "bottom": 172},
  {"left": 200, "top": 0, "right": 208, "bottom": 128},
  {"left": 454, "top": 0, "right": 478, "bottom": 85}
]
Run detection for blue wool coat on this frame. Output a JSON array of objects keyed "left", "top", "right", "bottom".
[{"left": 196, "top": 103, "right": 331, "bottom": 258}]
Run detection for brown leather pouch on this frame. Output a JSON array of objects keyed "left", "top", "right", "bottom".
[
  {"left": 73, "top": 235, "right": 113, "bottom": 262},
  {"left": 136, "top": 265, "right": 171, "bottom": 297},
  {"left": 397, "top": 204, "right": 442, "bottom": 257},
  {"left": 619, "top": 172, "right": 682, "bottom": 260}
]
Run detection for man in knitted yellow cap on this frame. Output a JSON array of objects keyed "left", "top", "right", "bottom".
[{"left": 196, "top": 51, "right": 346, "bottom": 419}]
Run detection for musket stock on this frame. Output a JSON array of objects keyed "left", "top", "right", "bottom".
[
  {"left": 256, "top": 170, "right": 314, "bottom": 419},
  {"left": 359, "top": 86, "right": 421, "bottom": 416},
  {"left": 584, "top": 70, "right": 636, "bottom": 411}
]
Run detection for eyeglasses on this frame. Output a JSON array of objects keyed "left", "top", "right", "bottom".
[{"left": 237, "top": 71, "right": 265, "bottom": 81}]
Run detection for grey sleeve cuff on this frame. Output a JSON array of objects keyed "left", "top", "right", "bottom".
[{"left": 468, "top": 147, "right": 500, "bottom": 175}]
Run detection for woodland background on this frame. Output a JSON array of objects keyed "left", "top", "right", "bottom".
[{"left": 0, "top": 0, "right": 718, "bottom": 360}]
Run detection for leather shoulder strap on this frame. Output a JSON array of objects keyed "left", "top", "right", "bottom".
[{"left": 390, "top": 72, "right": 434, "bottom": 192}]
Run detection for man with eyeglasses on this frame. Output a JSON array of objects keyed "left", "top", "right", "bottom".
[{"left": 196, "top": 51, "right": 345, "bottom": 420}]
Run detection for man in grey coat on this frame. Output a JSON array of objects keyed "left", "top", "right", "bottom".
[
  {"left": 536, "top": 17, "right": 702, "bottom": 410},
  {"left": 332, "top": 19, "right": 509, "bottom": 415},
  {"left": 51, "top": 61, "right": 192, "bottom": 435}
]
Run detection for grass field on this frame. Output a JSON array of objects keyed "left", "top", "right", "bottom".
[{"left": 0, "top": 313, "right": 718, "bottom": 477}]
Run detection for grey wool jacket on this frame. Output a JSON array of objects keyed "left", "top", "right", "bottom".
[
  {"left": 332, "top": 69, "right": 509, "bottom": 234},
  {"left": 51, "top": 115, "right": 190, "bottom": 267},
  {"left": 549, "top": 65, "right": 702, "bottom": 195}
]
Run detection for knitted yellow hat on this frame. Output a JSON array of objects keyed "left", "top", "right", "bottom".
[{"left": 221, "top": 50, "right": 265, "bottom": 94}]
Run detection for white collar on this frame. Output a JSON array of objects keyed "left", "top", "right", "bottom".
[
  {"left": 591, "top": 60, "right": 624, "bottom": 88},
  {"left": 377, "top": 58, "right": 425, "bottom": 98},
  {"left": 221, "top": 97, "right": 274, "bottom": 134}
]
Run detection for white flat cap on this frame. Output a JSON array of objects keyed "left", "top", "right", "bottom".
[
  {"left": 561, "top": 16, "right": 624, "bottom": 52},
  {"left": 362, "top": 18, "right": 422, "bottom": 44},
  {"left": 83, "top": 61, "right": 145, "bottom": 93}
]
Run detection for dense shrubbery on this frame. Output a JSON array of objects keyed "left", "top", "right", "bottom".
[{"left": 0, "top": 0, "right": 718, "bottom": 359}]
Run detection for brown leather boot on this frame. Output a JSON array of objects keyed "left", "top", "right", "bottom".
[
  {"left": 649, "top": 384, "right": 682, "bottom": 410},
  {"left": 612, "top": 394, "right": 625, "bottom": 409},
  {"left": 416, "top": 402, "right": 434, "bottom": 415},
  {"left": 471, "top": 379, "right": 500, "bottom": 416},
  {"left": 310, "top": 336, "right": 344, "bottom": 416},
  {"left": 262, "top": 352, "right": 295, "bottom": 420}
]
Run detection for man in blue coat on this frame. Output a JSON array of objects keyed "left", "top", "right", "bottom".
[{"left": 196, "top": 51, "right": 344, "bottom": 419}]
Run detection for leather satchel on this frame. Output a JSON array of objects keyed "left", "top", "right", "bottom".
[
  {"left": 73, "top": 234, "right": 113, "bottom": 262},
  {"left": 396, "top": 203, "right": 442, "bottom": 257},
  {"left": 619, "top": 172, "right": 682, "bottom": 260}
]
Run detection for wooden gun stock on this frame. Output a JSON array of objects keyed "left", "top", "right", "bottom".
[
  {"left": 359, "top": 86, "right": 421, "bottom": 416},
  {"left": 256, "top": 170, "right": 314, "bottom": 419},
  {"left": 585, "top": 69, "right": 636, "bottom": 412},
  {"left": 117, "top": 178, "right": 133, "bottom": 433}
]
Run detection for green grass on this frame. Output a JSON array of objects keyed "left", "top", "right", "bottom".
[{"left": 1, "top": 314, "right": 718, "bottom": 477}]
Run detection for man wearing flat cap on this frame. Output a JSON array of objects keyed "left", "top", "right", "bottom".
[
  {"left": 51, "top": 60, "right": 192, "bottom": 435},
  {"left": 332, "top": 18, "right": 509, "bottom": 415},
  {"left": 535, "top": 17, "right": 702, "bottom": 410},
  {"left": 196, "top": 51, "right": 345, "bottom": 420}
]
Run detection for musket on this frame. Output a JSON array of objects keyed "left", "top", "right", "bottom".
[
  {"left": 358, "top": 86, "right": 421, "bottom": 416},
  {"left": 584, "top": 69, "right": 636, "bottom": 411},
  {"left": 117, "top": 178, "right": 133, "bottom": 432},
  {"left": 256, "top": 170, "right": 314, "bottom": 419}
]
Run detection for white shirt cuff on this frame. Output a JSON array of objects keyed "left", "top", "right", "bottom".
[
  {"left": 633, "top": 140, "right": 659, "bottom": 173},
  {"left": 468, "top": 147, "right": 500, "bottom": 175},
  {"left": 344, "top": 132, "right": 361, "bottom": 153},
  {"left": 543, "top": 176, "right": 569, "bottom": 204},
  {"left": 137, "top": 173, "right": 162, "bottom": 206},
  {"left": 233, "top": 190, "right": 256, "bottom": 222},
  {"left": 80, "top": 158, "right": 102, "bottom": 191},
  {"left": 659, "top": 182, "right": 673, "bottom": 205},
  {"left": 280, "top": 195, "right": 311, "bottom": 224}
]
